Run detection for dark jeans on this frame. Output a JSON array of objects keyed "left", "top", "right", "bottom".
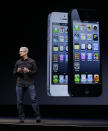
[{"left": 16, "top": 85, "right": 40, "bottom": 118}]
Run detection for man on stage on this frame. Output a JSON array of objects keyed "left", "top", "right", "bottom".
[{"left": 13, "top": 47, "right": 41, "bottom": 123}]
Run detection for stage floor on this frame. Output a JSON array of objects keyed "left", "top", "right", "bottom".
[{"left": 0, "top": 117, "right": 108, "bottom": 127}]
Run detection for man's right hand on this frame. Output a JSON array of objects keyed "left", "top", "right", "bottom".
[{"left": 17, "top": 68, "right": 22, "bottom": 72}]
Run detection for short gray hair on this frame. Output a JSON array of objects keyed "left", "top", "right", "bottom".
[{"left": 20, "top": 47, "right": 29, "bottom": 53}]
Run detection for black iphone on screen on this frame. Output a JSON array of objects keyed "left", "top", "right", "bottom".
[{"left": 68, "top": 9, "right": 102, "bottom": 97}]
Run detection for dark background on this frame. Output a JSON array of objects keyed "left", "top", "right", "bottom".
[{"left": 0, "top": 1, "right": 108, "bottom": 118}]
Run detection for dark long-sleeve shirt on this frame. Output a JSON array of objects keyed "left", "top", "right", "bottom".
[{"left": 13, "top": 57, "right": 37, "bottom": 87}]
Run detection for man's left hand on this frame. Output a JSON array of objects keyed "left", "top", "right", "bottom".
[{"left": 23, "top": 67, "right": 30, "bottom": 73}]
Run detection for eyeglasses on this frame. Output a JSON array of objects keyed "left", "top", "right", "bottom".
[{"left": 19, "top": 51, "right": 26, "bottom": 52}]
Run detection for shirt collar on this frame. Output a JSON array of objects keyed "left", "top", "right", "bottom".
[{"left": 21, "top": 57, "right": 29, "bottom": 61}]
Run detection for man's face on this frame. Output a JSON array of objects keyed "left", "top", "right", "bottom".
[{"left": 19, "top": 49, "right": 27, "bottom": 57}]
